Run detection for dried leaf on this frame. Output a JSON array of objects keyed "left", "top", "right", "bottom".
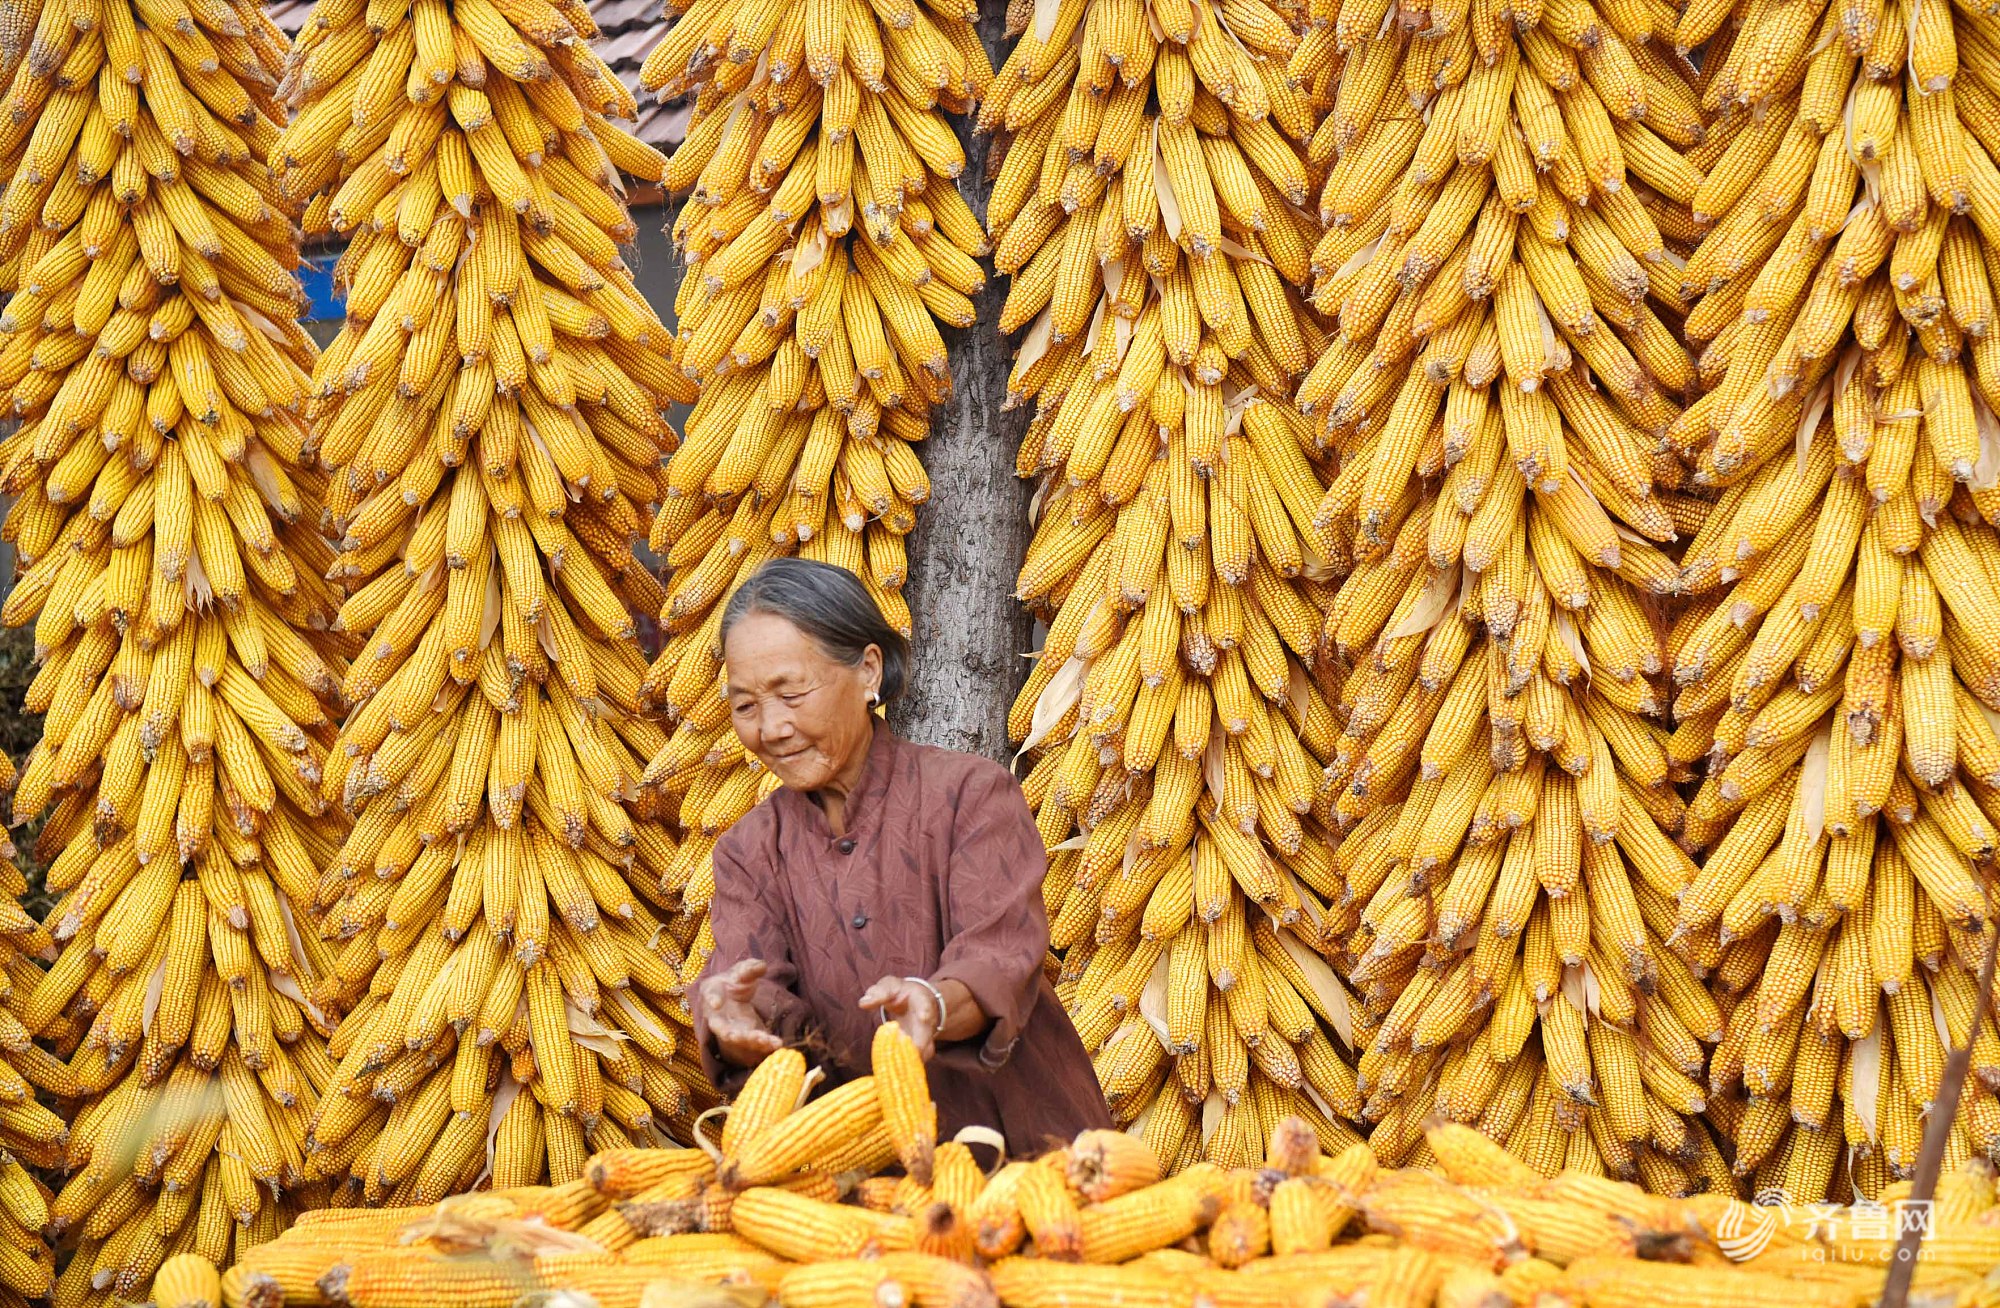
[
  {"left": 1270, "top": 928, "right": 1356, "bottom": 1048},
  {"left": 1014, "top": 654, "right": 1087, "bottom": 762},
  {"left": 1200, "top": 1089, "right": 1226, "bottom": 1144},
  {"left": 1015, "top": 305, "right": 1056, "bottom": 378},
  {"left": 565, "top": 998, "right": 632, "bottom": 1057},
  {"left": 1137, "top": 953, "right": 1173, "bottom": 1049},
  {"left": 1216, "top": 237, "right": 1271, "bottom": 266},
  {"left": 1153, "top": 122, "right": 1182, "bottom": 243},
  {"left": 1383, "top": 565, "right": 1460, "bottom": 641},
  {"left": 1852, "top": 1027, "right": 1882, "bottom": 1142},
  {"left": 1802, "top": 720, "right": 1833, "bottom": 844},
  {"left": 141, "top": 956, "right": 167, "bottom": 1037},
  {"left": 1032, "top": 0, "right": 1059, "bottom": 41},
  {"left": 1973, "top": 390, "right": 2000, "bottom": 491},
  {"left": 1560, "top": 964, "right": 1590, "bottom": 1021}
]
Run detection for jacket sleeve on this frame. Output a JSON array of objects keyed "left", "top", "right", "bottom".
[
  {"left": 694, "top": 827, "right": 818, "bottom": 1095},
  {"left": 928, "top": 762, "right": 1052, "bottom": 1071}
]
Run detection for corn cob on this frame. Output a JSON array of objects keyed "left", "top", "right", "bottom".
[
  {"left": 725, "top": 1076, "right": 885, "bottom": 1190},
  {"left": 0, "top": 0, "right": 354, "bottom": 1282},
  {"left": 1067, "top": 1128, "right": 1163, "bottom": 1203},
  {"left": 633, "top": 0, "right": 995, "bottom": 905},
  {"left": 269, "top": 0, "right": 707, "bottom": 1203},
  {"left": 157, "top": 1251, "right": 225, "bottom": 1308},
  {"left": 873, "top": 1022, "right": 938, "bottom": 1185},
  {"left": 588, "top": 1146, "right": 718, "bottom": 1200}
]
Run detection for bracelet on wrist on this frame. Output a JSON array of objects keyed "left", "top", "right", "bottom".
[{"left": 905, "top": 976, "right": 948, "bottom": 1037}]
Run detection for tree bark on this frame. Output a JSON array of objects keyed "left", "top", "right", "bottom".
[{"left": 890, "top": 6, "right": 1031, "bottom": 764}]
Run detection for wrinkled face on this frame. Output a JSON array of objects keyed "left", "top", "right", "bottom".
[{"left": 724, "top": 612, "right": 882, "bottom": 793}]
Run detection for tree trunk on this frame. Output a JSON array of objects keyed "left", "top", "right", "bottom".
[{"left": 890, "top": 7, "right": 1031, "bottom": 764}]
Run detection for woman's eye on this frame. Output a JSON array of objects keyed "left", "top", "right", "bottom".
[
  {"left": 781, "top": 692, "right": 805, "bottom": 704},
  {"left": 731, "top": 702, "right": 752, "bottom": 716}
]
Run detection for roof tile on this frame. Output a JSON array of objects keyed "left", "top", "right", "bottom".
[{"left": 268, "top": 0, "right": 311, "bottom": 34}]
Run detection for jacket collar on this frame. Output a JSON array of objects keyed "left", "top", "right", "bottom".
[{"left": 795, "top": 722, "right": 898, "bottom": 840}]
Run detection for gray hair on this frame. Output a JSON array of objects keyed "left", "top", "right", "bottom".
[{"left": 719, "top": 559, "right": 910, "bottom": 702}]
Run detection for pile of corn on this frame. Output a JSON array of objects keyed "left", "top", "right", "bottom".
[
  {"left": 267, "top": 0, "right": 710, "bottom": 1204},
  {"left": 986, "top": 0, "right": 1363, "bottom": 1166},
  {"left": 0, "top": 0, "right": 358, "bottom": 1284},
  {"left": 632, "top": 0, "right": 996, "bottom": 916},
  {"left": 208, "top": 1030, "right": 2000, "bottom": 1308}
]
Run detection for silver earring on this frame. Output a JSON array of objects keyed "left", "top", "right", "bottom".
[{"left": 867, "top": 691, "right": 880, "bottom": 706}]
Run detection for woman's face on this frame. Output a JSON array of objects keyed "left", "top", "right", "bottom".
[{"left": 723, "top": 612, "right": 882, "bottom": 793}]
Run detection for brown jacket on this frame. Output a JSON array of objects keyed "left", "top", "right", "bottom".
[{"left": 695, "top": 726, "right": 1111, "bottom": 1156}]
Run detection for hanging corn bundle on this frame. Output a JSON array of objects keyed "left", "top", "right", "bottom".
[
  {"left": 977, "top": 0, "right": 1376, "bottom": 1170},
  {"left": 1278, "top": 0, "right": 1740, "bottom": 1191},
  {"left": 1292, "top": 0, "right": 1705, "bottom": 476},
  {"left": 983, "top": 0, "right": 1332, "bottom": 414},
  {"left": 1309, "top": 356, "right": 1739, "bottom": 1190},
  {"left": 1663, "top": 0, "right": 2000, "bottom": 1203},
  {"left": 1001, "top": 393, "right": 1367, "bottom": 1175},
  {"left": 270, "top": 0, "right": 707, "bottom": 1201},
  {"left": 1287, "top": 0, "right": 1710, "bottom": 607},
  {"left": 1662, "top": 437, "right": 2000, "bottom": 1208},
  {"left": 0, "top": 0, "right": 356, "bottom": 1284},
  {"left": 631, "top": 0, "right": 994, "bottom": 974}
]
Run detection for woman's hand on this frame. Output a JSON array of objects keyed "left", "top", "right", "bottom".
[
  {"left": 859, "top": 977, "right": 986, "bottom": 1059},
  {"left": 700, "top": 959, "right": 784, "bottom": 1067},
  {"left": 858, "top": 977, "right": 944, "bottom": 1059}
]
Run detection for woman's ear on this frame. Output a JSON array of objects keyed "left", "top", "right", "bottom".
[{"left": 860, "top": 644, "right": 884, "bottom": 705}]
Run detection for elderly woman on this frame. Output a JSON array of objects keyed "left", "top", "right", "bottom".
[{"left": 694, "top": 558, "right": 1111, "bottom": 1154}]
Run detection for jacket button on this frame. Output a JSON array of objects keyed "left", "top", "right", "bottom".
[
  {"left": 837, "top": 838, "right": 856, "bottom": 854},
  {"left": 851, "top": 913, "right": 868, "bottom": 929}
]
